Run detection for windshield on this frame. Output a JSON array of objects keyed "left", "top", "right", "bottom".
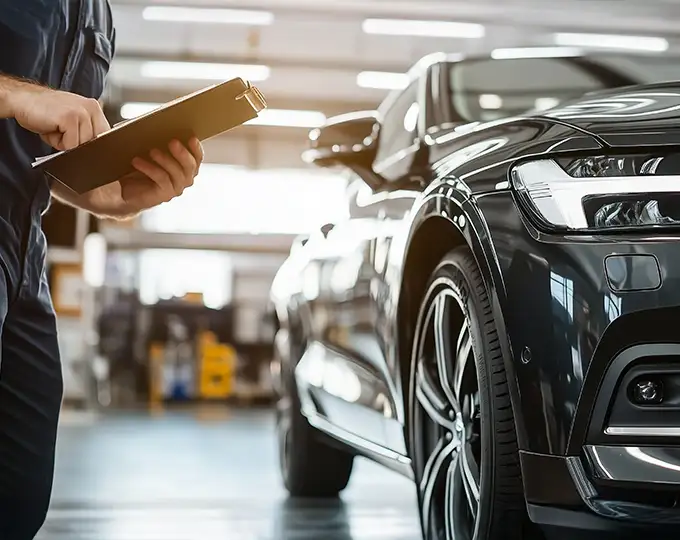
[{"left": 447, "top": 55, "right": 680, "bottom": 122}]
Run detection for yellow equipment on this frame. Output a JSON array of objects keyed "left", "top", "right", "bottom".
[
  {"left": 148, "top": 342, "right": 166, "bottom": 405},
  {"left": 198, "top": 331, "right": 237, "bottom": 399}
]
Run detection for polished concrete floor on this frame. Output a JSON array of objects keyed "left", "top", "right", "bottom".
[{"left": 39, "top": 407, "right": 421, "bottom": 540}]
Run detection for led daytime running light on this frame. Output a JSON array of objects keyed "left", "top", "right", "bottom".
[{"left": 512, "top": 158, "right": 680, "bottom": 230}]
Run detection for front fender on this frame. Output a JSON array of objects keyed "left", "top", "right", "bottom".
[{"left": 390, "top": 177, "right": 529, "bottom": 450}]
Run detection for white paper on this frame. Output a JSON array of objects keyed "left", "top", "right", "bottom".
[{"left": 32, "top": 151, "right": 65, "bottom": 168}]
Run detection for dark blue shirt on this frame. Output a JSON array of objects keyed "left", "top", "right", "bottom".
[{"left": 0, "top": 0, "right": 115, "bottom": 292}]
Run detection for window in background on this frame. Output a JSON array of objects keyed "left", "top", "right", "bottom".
[
  {"left": 141, "top": 164, "right": 349, "bottom": 235},
  {"left": 138, "top": 249, "right": 233, "bottom": 308}
]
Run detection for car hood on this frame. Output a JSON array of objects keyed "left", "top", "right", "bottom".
[{"left": 539, "top": 81, "right": 680, "bottom": 147}]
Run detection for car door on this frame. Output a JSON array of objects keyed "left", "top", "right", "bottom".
[
  {"left": 299, "top": 175, "right": 414, "bottom": 451},
  {"left": 350, "top": 181, "right": 419, "bottom": 455},
  {"left": 293, "top": 69, "right": 429, "bottom": 451}
]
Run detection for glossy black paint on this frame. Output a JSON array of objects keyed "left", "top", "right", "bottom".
[
  {"left": 271, "top": 52, "right": 680, "bottom": 532},
  {"left": 476, "top": 192, "right": 680, "bottom": 454},
  {"left": 604, "top": 254, "right": 661, "bottom": 292},
  {"left": 545, "top": 82, "right": 680, "bottom": 145},
  {"left": 428, "top": 119, "right": 603, "bottom": 193}
]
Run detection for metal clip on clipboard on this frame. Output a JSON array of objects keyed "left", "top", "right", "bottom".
[{"left": 236, "top": 82, "right": 267, "bottom": 114}]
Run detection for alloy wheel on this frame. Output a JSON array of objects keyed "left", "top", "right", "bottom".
[{"left": 411, "top": 283, "right": 482, "bottom": 540}]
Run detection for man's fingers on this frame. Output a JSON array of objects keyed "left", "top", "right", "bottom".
[
  {"left": 188, "top": 137, "right": 204, "bottom": 167},
  {"left": 88, "top": 99, "right": 111, "bottom": 137},
  {"left": 41, "top": 133, "right": 63, "bottom": 149},
  {"left": 131, "top": 156, "right": 175, "bottom": 201},
  {"left": 54, "top": 101, "right": 108, "bottom": 150},
  {"left": 78, "top": 114, "right": 94, "bottom": 147},
  {"left": 169, "top": 140, "right": 198, "bottom": 180},
  {"left": 59, "top": 112, "right": 81, "bottom": 150},
  {"left": 150, "top": 148, "right": 186, "bottom": 195}
]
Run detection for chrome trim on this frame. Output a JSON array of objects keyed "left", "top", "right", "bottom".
[
  {"left": 605, "top": 426, "right": 680, "bottom": 436},
  {"left": 585, "top": 445, "right": 680, "bottom": 485},
  {"left": 304, "top": 410, "right": 414, "bottom": 479},
  {"left": 565, "top": 456, "right": 598, "bottom": 500},
  {"left": 511, "top": 159, "right": 680, "bottom": 229}
]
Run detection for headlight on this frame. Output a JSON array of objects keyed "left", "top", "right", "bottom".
[{"left": 511, "top": 155, "right": 680, "bottom": 231}]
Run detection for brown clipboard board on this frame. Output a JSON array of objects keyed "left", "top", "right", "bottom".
[{"left": 33, "top": 77, "right": 267, "bottom": 194}]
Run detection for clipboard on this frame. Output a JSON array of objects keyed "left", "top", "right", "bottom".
[{"left": 33, "top": 77, "right": 267, "bottom": 194}]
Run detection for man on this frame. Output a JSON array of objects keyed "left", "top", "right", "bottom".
[{"left": 0, "top": 1, "right": 203, "bottom": 538}]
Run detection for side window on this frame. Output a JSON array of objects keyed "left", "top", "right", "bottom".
[{"left": 375, "top": 80, "right": 420, "bottom": 166}]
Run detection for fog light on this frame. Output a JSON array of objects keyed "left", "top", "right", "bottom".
[{"left": 631, "top": 379, "right": 664, "bottom": 405}]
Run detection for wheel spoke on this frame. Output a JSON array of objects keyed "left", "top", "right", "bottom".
[
  {"left": 460, "top": 440, "right": 480, "bottom": 517},
  {"left": 416, "top": 358, "right": 455, "bottom": 431},
  {"left": 433, "top": 294, "right": 459, "bottom": 414},
  {"left": 452, "top": 321, "right": 472, "bottom": 404},
  {"left": 444, "top": 458, "right": 457, "bottom": 540},
  {"left": 414, "top": 287, "right": 483, "bottom": 540},
  {"left": 420, "top": 435, "right": 457, "bottom": 538}
]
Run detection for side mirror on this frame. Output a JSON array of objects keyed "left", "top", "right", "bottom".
[{"left": 302, "top": 111, "right": 379, "bottom": 170}]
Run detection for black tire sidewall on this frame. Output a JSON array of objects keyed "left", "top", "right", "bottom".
[{"left": 408, "top": 250, "right": 502, "bottom": 540}]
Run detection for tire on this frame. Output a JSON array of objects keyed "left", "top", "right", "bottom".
[
  {"left": 408, "top": 246, "right": 536, "bottom": 540},
  {"left": 276, "top": 369, "right": 354, "bottom": 498}
]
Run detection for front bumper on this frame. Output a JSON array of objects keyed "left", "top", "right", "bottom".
[
  {"left": 522, "top": 277, "right": 680, "bottom": 533},
  {"left": 559, "top": 341, "right": 680, "bottom": 531},
  {"left": 476, "top": 191, "right": 680, "bottom": 532},
  {"left": 523, "top": 449, "right": 680, "bottom": 536}
]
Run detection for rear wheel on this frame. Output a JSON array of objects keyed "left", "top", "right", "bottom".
[
  {"left": 276, "top": 369, "right": 354, "bottom": 497},
  {"left": 408, "top": 247, "right": 534, "bottom": 540}
]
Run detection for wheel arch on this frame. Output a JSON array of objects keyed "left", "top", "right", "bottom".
[
  {"left": 397, "top": 188, "right": 528, "bottom": 451},
  {"left": 397, "top": 215, "right": 466, "bottom": 415}
]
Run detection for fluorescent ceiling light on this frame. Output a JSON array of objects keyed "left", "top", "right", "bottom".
[
  {"left": 247, "top": 109, "right": 326, "bottom": 128},
  {"left": 362, "top": 18, "right": 484, "bottom": 39},
  {"left": 140, "top": 61, "right": 271, "bottom": 81},
  {"left": 142, "top": 6, "right": 274, "bottom": 25},
  {"left": 553, "top": 32, "right": 669, "bottom": 52},
  {"left": 120, "top": 102, "right": 325, "bottom": 128},
  {"left": 491, "top": 46, "right": 582, "bottom": 59},
  {"left": 357, "top": 71, "right": 409, "bottom": 90}
]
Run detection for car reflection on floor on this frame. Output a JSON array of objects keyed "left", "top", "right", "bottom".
[
  {"left": 39, "top": 407, "right": 421, "bottom": 540},
  {"left": 271, "top": 498, "right": 419, "bottom": 540}
]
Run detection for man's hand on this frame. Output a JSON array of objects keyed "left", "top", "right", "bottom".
[
  {"left": 79, "top": 137, "right": 204, "bottom": 218},
  {"left": 0, "top": 77, "right": 205, "bottom": 218},
  {"left": 4, "top": 79, "right": 111, "bottom": 150}
]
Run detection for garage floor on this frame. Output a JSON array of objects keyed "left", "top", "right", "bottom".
[{"left": 40, "top": 407, "right": 421, "bottom": 540}]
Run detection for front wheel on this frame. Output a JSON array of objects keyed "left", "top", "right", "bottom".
[{"left": 408, "top": 247, "right": 536, "bottom": 540}]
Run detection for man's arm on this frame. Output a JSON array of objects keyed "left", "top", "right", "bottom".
[
  {"left": 0, "top": 73, "right": 35, "bottom": 118},
  {"left": 0, "top": 73, "right": 125, "bottom": 216},
  {"left": 0, "top": 71, "right": 110, "bottom": 149}
]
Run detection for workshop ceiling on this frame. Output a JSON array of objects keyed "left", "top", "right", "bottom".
[
  {"left": 108, "top": 0, "right": 680, "bottom": 107},
  {"left": 106, "top": 0, "right": 680, "bottom": 167}
]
